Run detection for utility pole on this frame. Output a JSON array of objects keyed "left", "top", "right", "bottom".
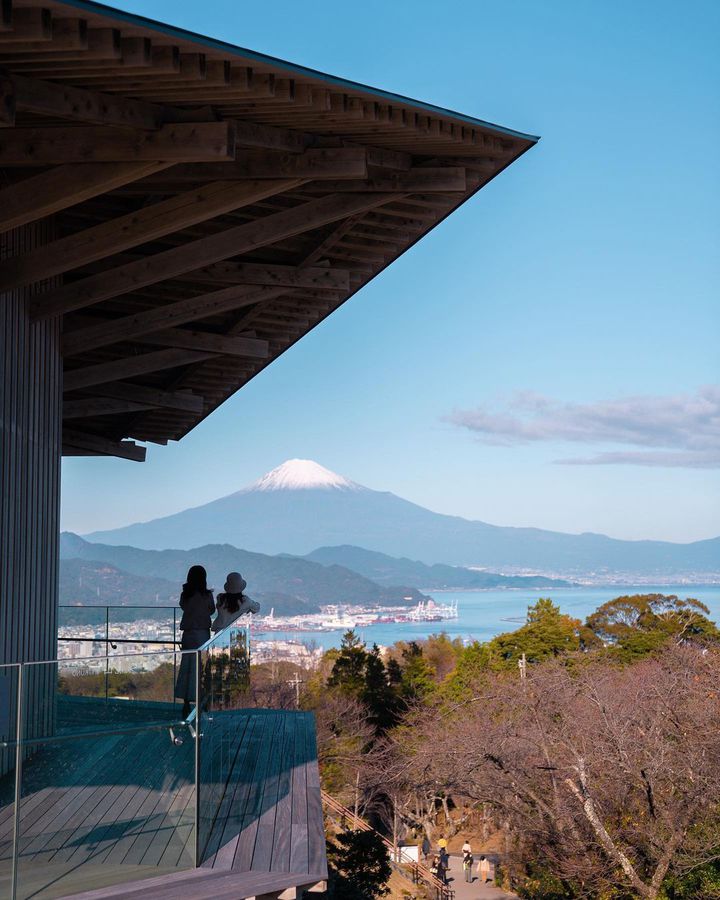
[
  {"left": 354, "top": 770, "right": 360, "bottom": 829},
  {"left": 287, "top": 674, "right": 303, "bottom": 709},
  {"left": 518, "top": 652, "right": 527, "bottom": 681},
  {"left": 392, "top": 793, "right": 398, "bottom": 863}
]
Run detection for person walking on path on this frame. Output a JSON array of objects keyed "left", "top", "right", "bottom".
[
  {"left": 174, "top": 565, "right": 215, "bottom": 719},
  {"left": 212, "top": 572, "right": 260, "bottom": 631},
  {"left": 421, "top": 835, "right": 431, "bottom": 863},
  {"left": 478, "top": 854, "right": 491, "bottom": 883},
  {"left": 462, "top": 839, "right": 472, "bottom": 856},
  {"left": 462, "top": 849, "right": 474, "bottom": 882}
]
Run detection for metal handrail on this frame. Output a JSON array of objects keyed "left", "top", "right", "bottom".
[{"left": 321, "top": 790, "right": 455, "bottom": 900}]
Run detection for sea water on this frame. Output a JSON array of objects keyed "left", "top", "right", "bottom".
[{"left": 258, "top": 585, "right": 720, "bottom": 650}]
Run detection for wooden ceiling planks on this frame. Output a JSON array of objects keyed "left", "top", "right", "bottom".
[{"left": 0, "top": 0, "right": 537, "bottom": 459}]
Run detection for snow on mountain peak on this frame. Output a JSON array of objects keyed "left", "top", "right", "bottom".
[{"left": 248, "top": 459, "right": 360, "bottom": 492}]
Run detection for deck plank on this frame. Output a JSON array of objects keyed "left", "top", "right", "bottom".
[
  {"left": 247, "top": 710, "right": 290, "bottom": 871},
  {"left": 289, "top": 714, "right": 309, "bottom": 874},
  {"left": 305, "top": 714, "right": 327, "bottom": 876},
  {"left": 203, "top": 713, "right": 266, "bottom": 868},
  {"left": 269, "top": 714, "right": 296, "bottom": 874},
  {"left": 230, "top": 713, "right": 285, "bottom": 871}
]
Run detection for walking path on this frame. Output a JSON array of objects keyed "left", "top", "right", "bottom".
[{"left": 445, "top": 855, "right": 518, "bottom": 899}]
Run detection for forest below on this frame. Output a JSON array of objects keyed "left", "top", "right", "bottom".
[{"left": 302, "top": 593, "right": 720, "bottom": 899}]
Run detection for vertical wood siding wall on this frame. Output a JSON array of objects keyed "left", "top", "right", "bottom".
[{"left": 0, "top": 221, "right": 62, "bottom": 772}]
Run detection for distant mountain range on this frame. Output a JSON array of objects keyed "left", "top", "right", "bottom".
[
  {"left": 59, "top": 533, "right": 430, "bottom": 615},
  {"left": 84, "top": 459, "right": 720, "bottom": 578},
  {"left": 301, "top": 546, "right": 573, "bottom": 590}
]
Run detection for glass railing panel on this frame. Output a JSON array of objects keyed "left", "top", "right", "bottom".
[
  {"left": 59, "top": 650, "right": 188, "bottom": 732},
  {"left": 14, "top": 722, "right": 196, "bottom": 900},
  {"left": 107, "top": 606, "right": 177, "bottom": 648},
  {"left": 247, "top": 643, "right": 307, "bottom": 710},
  {"left": 196, "top": 624, "right": 250, "bottom": 861},
  {"left": 0, "top": 664, "right": 20, "bottom": 900},
  {"left": 58, "top": 605, "right": 107, "bottom": 642}
]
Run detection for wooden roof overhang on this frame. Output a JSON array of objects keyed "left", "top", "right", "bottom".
[{"left": 0, "top": 0, "right": 538, "bottom": 462}]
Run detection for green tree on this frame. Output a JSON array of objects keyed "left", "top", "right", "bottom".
[
  {"left": 586, "top": 594, "right": 719, "bottom": 660},
  {"left": 362, "top": 644, "right": 401, "bottom": 733},
  {"left": 488, "top": 598, "right": 591, "bottom": 669},
  {"left": 442, "top": 640, "right": 492, "bottom": 701},
  {"left": 328, "top": 630, "right": 368, "bottom": 696},
  {"left": 327, "top": 829, "right": 391, "bottom": 899},
  {"left": 399, "top": 641, "right": 435, "bottom": 702}
]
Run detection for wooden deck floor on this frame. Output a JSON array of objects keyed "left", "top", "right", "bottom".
[{"left": 0, "top": 707, "right": 326, "bottom": 899}]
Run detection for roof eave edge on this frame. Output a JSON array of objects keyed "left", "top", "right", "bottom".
[{"left": 52, "top": 0, "right": 540, "bottom": 144}]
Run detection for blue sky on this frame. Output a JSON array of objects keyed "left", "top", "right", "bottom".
[{"left": 61, "top": 0, "right": 719, "bottom": 543}]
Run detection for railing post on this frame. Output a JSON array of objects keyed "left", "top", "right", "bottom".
[
  {"left": 194, "top": 648, "right": 201, "bottom": 867},
  {"left": 173, "top": 608, "right": 177, "bottom": 708},
  {"left": 104, "top": 606, "right": 110, "bottom": 701},
  {"left": 11, "top": 664, "right": 24, "bottom": 900}
]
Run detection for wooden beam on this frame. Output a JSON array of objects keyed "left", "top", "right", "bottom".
[
  {"left": 0, "top": 68, "right": 13, "bottom": 126},
  {"left": 64, "top": 348, "right": 218, "bottom": 391},
  {"left": 62, "top": 429, "right": 146, "bottom": 461},
  {"left": 0, "top": 8, "right": 52, "bottom": 43},
  {"left": 61, "top": 286, "right": 286, "bottom": 355},
  {"left": 143, "top": 148, "right": 368, "bottom": 182},
  {"left": 0, "top": 121, "right": 236, "bottom": 165},
  {"left": 232, "top": 120, "right": 308, "bottom": 153},
  {"left": 0, "top": 18, "right": 88, "bottom": 54},
  {"left": 0, "top": 160, "right": 174, "bottom": 234},
  {"left": 63, "top": 397, "right": 157, "bottom": 418},
  {"left": 133, "top": 328, "right": 270, "bottom": 358},
  {"left": 0, "top": 178, "right": 304, "bottom": 289},
  {"left": 64, "top": 311, "right": 270, "bottom": 359},
  {"left": 76, "top": 381, "right": 204, "bottom": 413},
  {"left": 33, "top": 192, "right": 400, "bottom": 317},
  {"left": 305, "top": 167, "right": 467, "bottom": 193},
  {"left": 184, "top": 261, "right": 350, "bottom": 291},
  {"left": 7, "top": 70, "right": 162, "bottom": 128},
  {"left": 0, "top": 0, "right": 9, "bottom": 31}
]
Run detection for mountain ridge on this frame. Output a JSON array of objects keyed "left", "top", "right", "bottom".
[
  {"left": 59, "top": 533, "right": 429, "bottom": 612},
  {"left": 83, "top": 460, "right": 720, "bottom": 577}
]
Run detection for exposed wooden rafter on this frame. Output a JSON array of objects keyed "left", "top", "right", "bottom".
[{"left": 0, "top": 0, "right": 536, "bottom": 455}]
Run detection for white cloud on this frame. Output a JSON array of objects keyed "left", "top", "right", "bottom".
[{"left": 445, "top": 385, "right": 720, "bottom": 469}]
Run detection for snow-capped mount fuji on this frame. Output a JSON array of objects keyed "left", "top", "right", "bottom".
[
  {"left": 249, "top": 459, "right": 361, "bottom": 492},
  {"left": 84, "top": 460, "right": 720, "bottom": 577}
]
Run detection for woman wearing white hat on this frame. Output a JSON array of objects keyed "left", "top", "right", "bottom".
[{"left": 212, "top": 572, "right": 260, "bottom": 632}]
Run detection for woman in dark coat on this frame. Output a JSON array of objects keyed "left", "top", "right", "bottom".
[{"left": 174, "top": 565, "right": 215, "bottom": 718}]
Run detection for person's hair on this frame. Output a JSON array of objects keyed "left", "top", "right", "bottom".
[
  {"left": 221, "top": 592, "right": 242, "bottom": 614},
  {"left": 182, "top": 565, "right": 208, "bottom": 600}
]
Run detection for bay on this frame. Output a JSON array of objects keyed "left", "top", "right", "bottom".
[{"left": 257, "top": 585, "right": 720, "bottom": 650}]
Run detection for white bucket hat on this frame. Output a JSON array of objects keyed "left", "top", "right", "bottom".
[{"left": 224, "top": 572, "right": 247, "bottom": 594}]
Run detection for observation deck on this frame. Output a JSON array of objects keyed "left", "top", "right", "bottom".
[{"left": 0, "top": 623, "right": 327, "bottom": 899}]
